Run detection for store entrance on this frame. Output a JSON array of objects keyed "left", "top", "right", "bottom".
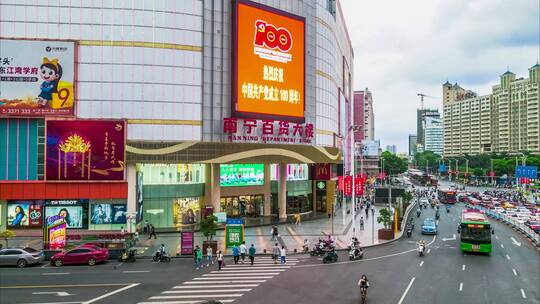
[{"left": 220, "top": 195, "right": 264, "bottom": 217}]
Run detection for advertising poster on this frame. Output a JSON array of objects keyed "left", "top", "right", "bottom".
[
  {"left": 90, "top": 204, "right": 127, "bottom": 224},
  {"left": 233, "top": 0, "right": 305, "bottom": 121},
  {"left": 45, "top": 215, "right": 67, "bottom": 250},
  {"left": 7, "top": 203, "right": 29, "bottom": 226},
  {"left": 45, "top": 200, "right": 88, "bottom": 229},
  {"left": 136, "top": 171, "right": 144, "bottom": 223},
  {"left": 46, "top": 120, "right": 125, "bottom": 181},
  {"left": 225, "top": 218, "right": 245, "bottom": 248},
  {"left": 0, "top": 39, "right": 75, "bottom": 117},
  {"left": 180, "top": 231, "right": 194, "bottom": 255},
  {"left": 220, "top": 164, "right": 264, "bottom": 187},
  {"left": 214, "top": 212, "right": 227, "bottom": 223},
  {"left": 173, "top": 198, "right": 200, "bottom": 225}
]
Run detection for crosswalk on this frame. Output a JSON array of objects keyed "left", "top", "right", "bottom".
[{"left": 138, "top": 256, "right": 302, "bottom": 304}]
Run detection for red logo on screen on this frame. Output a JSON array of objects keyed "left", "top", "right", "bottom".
[{"left": 253, "top": 20, "right": 293, "bottom": 63}]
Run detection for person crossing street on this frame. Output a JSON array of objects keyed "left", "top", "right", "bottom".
[{"left": 249, "top": 244, "right": 256, "bottom": 266}]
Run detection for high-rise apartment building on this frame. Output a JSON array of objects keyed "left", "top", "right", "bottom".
[
  {"left": 424, "top": 117, "right": 444, "bottom": 155},
  {"left": 354, "top": 89, "right": 375, "bottom": 141},
  {"left": 443, "top": 64, "right": 540, "bottom": 156},
  {"left": 385, "top": 145, "right": 397, "bottom": 154}
]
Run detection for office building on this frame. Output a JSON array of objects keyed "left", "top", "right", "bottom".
[
  {"left": 424, "top": 117, "right": 443, "bottom": 155},
  {"left": 409, "top": 134, "right": 418, "bottom": 157}
]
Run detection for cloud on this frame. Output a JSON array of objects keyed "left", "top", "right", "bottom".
[{"left": 340, "top": 0, "right": 540, "bottom": 153}]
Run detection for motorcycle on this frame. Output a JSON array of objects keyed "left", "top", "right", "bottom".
[
  {"left": 153, "top": 250, "right": 171, "bottom": 262},
  {"left": 418, "top": 244, "right": 425, "bottom": 257},
  {"left": 435, "top": 211, "right": 440, "bottom": 220},
  {"left": 446, "top": 207, "right": 450, "bottom": 213},
  {"left": 416, "top": 210, "right": 421, "bottom": 218},
  {"left": 322, "top": 250, "right": 338, "bottom": 263},
  {"left": 349, "top": 247, "right": 363, "bottom": 260},
  {"left": 302, "top": 243, "right": 310, "bottom": 253},
  {"left": 406, "top": 228, "right": 412, "bottom": 238},
  {"left": 310, "top": 246, "right": 326, "bottom": 256},
  {"left": 118, "top": 248, "right": 137, "bottom": 263}
]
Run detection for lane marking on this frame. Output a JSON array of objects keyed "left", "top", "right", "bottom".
[
  {"left": 500, "top": 244, "right": 505, "bottom": 249},
  {"left": 40, "top": 264, "right": 50, "bottom": 268},
  {"left": 212, "top": 269, "right": 285, "bottom": 273},
  {"left": 0, "top": 283, "right": 130, "bottom": 289},
  {"left": 203, "top": 273, "right": 280, "bottom": 276},
  {"left": 427, "top": 249, "right": 431, "bottom": 254},
  {"left": 163, "top": 289, "right": 252, "bottom": 293},
  {"left": 459, "top": 282, "right": 463, "bottom": 291},
  {"left": 150, "top": 294, "right": 243, "bottom": 299},
  {"left": 42, "top": 273, "right": 69, "bottom": 275},
  {"left": 505, "top": 254, "right": 511, "bottom": 260},
  {"left": 419, "top": 261, "right": 424, "bottom": 267},
  {"left": 511, "top": 237, "right": 521, "bottom": 247},
  {"left": 174, "top": 284, "right": 259, "bottom": 288},
  {"left": 32, "top": 291, "right": 73, "bottom": 296},
  {"left": 462, "top": 264, "right": 466, "bottom": 271},
  {"left": 82, "top": 283, "right": 140, "bottom": 304},
  {"left": 397, "top": 277, "right": 415, "bottom": 304},
  {"left": 193, "top": 276, "right": 273, "bottom": 280},
  {"left": 512, "top": 268, "right": 518, "bottom": 276},
  {"left": 183, "top": 280, "right": 267, "bottom": 284},
  {"left": 140, "top": 301, "right": 234, "bottom": 304},
  {"left": 123, "top": 270, "right": 150, "bottom": 273},
  {"left": 520, "top": 289, "right": 527, "bottom": 299},
  {"left": 116, "top": 262, "right": 124, "bottom": 267},
  {"left": 495, "top": 235, "right": 499, "bottom": 240}
]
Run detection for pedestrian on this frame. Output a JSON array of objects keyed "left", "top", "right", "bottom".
[
  {"left": 295, "top": 213, "right": 301, "bottom": 225},
  {"left": 232, "top": 244, "right": 240, "bottom": 264},
  {"left": 149, "top": 224, "right": 157, "bottom": 239},
  {"left": 365, "top": 207, "right": 369, "bottom": 218},
  {"left": 120, "top": 226, "right": 125, "bottom": 234},
  {"left": 272, "top": 243, "right": 280, "bottom": 264},
  {"left": 239, "top": 241, "right": 247, "bottom": 264},
  {"left": 144, "top": 220, "right": 149, "bottom": 234},
  {"left": 195, "top": 245, "right": 203, "bottom": 270},
  {"left": 206, "top": 245, "right": 214, "bottom": 267},
  {"left": 371, "top": 208, "right": 375, "bottom": 217},
  {"left": 280, "top": 246, "right": 286, "bottom": 264},
  {"left": 271, "top": 225, "right": 278, "bottom": 241},
  {"left": 217, "top": 250, "right": 224, "bottom": 271},
  {"left": 360, "top": 217, "right": 364, "bottom": 230},
  {"left": 249, "top": 244, "right": 256, "bottom": 266}
]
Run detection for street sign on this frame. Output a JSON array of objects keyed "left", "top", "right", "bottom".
[
  {"left": 515, "top": 166, "right": 538, "bottom": 179},
  {"left": 439, "top": 164, "right": 446, "bottom": 173},
  {"left": 225, "top": 218, "right": 244, "bottom": 248}
]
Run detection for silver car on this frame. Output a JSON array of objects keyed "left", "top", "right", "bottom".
[{"left": 0, "top": 247, "right": 45, "bottom": 268}]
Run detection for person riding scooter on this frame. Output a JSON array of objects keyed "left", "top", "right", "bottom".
[
  {"left": 417, "top": 209, "right": 421, "bottom": 217},
  {"left": 418, "top": 240, "right": 426, "bottom": 256},
  {"left": 302, "top": 239, "right": 310, "bottom": 252}
]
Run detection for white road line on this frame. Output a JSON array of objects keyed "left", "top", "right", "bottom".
[
  {"left": 500, "top": 244, "right": 505, "bottom": 249},
  {"left": 512, "top": 269, "right": 518, "bottom": 276},
  {"left": 139, "top": 301, "right": 235, "bottom": 304},
  {"left": 223, "top": 266, "right": 290, "bottom": 269},
  {"left": 212, "top": 269, "right": 285, "bottom": 273},
  {"left": 150, "top": 294, "right": 243, "bottom": 299},
  {"left": 42, "top": 272, "right": 69, "bottom": 275},
  {"left": 174, "top": 284, "right": 259, "bottom": 288},
  {"left": 123, "top": 270, "right": 150, "bottom": 273},
  {"left": 40, "top": 264, "right": 50, "bottom": 268},
  {"left": 462, "top": 264, "right": 466, "bottom": 271},
  {"left": 506, "top": 254, "right": 511, "bottom": 260},
  {"left": 193, "top": 276, "right": 273, "bottom": 280},
  {"left": 83, "top": 283, "right": 140, "bottom": 304},
  {"left": 419, "top": 261, "right": 424, "bottom": 267},
  {"left": 459, "top": 282, "right": 463, "bottom": 291},
  {"left": 427, "top": 249, "right": 431, "bottom": 254},
  {"left": 116, "top": 262, "right": 124, "bottom": 267},
  {"left": 520, "top": 289, "right": 527, "bottom": 299},
  {"left": 495, "top": 235, "right": 499, "bottom": 240},
  {"left": 184, "top": 280, "right": 266, "bottom": 284},
  {"left": 397, "top": 277, "right": 415, "bottom": 304},
  {"left": 163, "top": 289, "right": 252, "bottom": 294},
  {"left": 203, "top": 273, "right": 280, "bottom": 276}
]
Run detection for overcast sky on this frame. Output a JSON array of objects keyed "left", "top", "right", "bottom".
[{"left": 340, "top": 0, "right": 540, "bottom": 153}]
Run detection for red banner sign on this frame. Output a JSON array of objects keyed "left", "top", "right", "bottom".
[
  {"left": 344, "top": 175, "right": 353, "bottom": 196},
  {"left": 354, "top": 176, "right": 364, "bottom": 196},
  {"left": 337, "top": 176, "right": 344, "bottom": 191}
]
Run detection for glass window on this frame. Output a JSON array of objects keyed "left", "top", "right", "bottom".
[
  {"left": 139, "top": 164, "right": 205, "bottom": 185},
  {"left": 270, "top": 164, "right": 309, "bottom": 181}
]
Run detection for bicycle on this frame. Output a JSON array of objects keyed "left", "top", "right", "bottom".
[{"left": 360, "top": 287, "right": 368, "bottom": 304}]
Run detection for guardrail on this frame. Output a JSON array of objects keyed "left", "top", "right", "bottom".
[{"left": 466, "top": 205, "right": 540, "bottom": 247}]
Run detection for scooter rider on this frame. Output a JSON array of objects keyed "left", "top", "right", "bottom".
[
  {"left": 418, "top": 239, "right": 426, "bottom": 255},
  {"left": 158, "top": 244, "right": 167, "bottom": 261},
  {"left": 302, "top": 239, "right": 310, "bottom": 252},
  {"left": 358, "top": 274, "right": 370, "bottom": 297}
]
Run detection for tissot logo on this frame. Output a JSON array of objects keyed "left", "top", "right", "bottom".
[{"left": 253, "top": 20, "right": 293, "bottom": 63}]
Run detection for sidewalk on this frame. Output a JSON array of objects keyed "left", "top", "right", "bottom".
[{"left": 136, "top": 205, "right": 388, "bottom": 256}]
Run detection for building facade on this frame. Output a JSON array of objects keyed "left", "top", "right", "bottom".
[
  {"left": 424, "top": 117, "right": 443, "bottom": 155},
  {"left": 416, "top": 108, "right": 440, "bottom": 147},
  {"left": 0, "top": 0, "right": 354, "bottom": 232},
  {"left": 408, "top": 134, "right": 417, "bottom": 157},
  {"left": 443, "top": 65, "right": 540, "bottom": 156},
  {"left": 385, "top": 145, "right": 397, "bottom": 154}
]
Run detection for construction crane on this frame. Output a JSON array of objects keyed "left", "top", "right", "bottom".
[{"left": 417, "top": 93, "right": 436, "bottom": 110}]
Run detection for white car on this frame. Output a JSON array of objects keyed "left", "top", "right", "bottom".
[{"left": 493, "top": 207, "right": 505, "bottom": 214}]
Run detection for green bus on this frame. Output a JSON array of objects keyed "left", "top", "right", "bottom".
[{"left": 458, "top": 210, "right": 493, "bottom": 253}]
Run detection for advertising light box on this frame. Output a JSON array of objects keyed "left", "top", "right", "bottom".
[
  {"left": 233, "top": 0, "right": 305, "bottom": 122},
  {"left": 0, "top": 39, "right": 76, "bottom": 117},
  {"left": 220, "top": 164, "right": 265, "bottom": 187}
]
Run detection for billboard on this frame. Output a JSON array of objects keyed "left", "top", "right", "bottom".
[
  {"left": 45, "top": 200, "right": 88, "bottom": 229},
  {"left": 45, "top": 215, "right": 67, "bottom": 250},
  {"left": 220, "top": 164, "right": 264, "bottom": 187},
  {"left": 7, "top": 201, "right": 43, "bottom": 227},
  {"left": 90, "top": 203, "right": 127, "bottom": 224},
  {"left": 361, "top": 140, "right": 380, "bottom": 157},
  {"left": 0, "top": 39, "right": 75, "bottom": 117},
  {"left": 46, "top": 120, "right": 125, "bottom": 181},
  {"left": 233, "top": 0, "right": 305, "bottom": 122}
]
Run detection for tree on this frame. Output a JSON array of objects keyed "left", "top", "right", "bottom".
[
  {"left": 377, "top": 208, "right": 393, "bottom": 230},
  {"left": 200, "top": 215, "right": 218, "bottom": 241},
  {"left": 400, "top": 191, "right": 413, "bottom": 203},
  {"left": 381, "top": 151, "right": 408, "bottom": 175},
  {"left": 415, "top": 151, "right": 441, "bottom": 172},
  {"left": 472, "top": 168, "right": 484, "bottom": 177},
  {"left": 0, "top": 230, "right": 15, "bottom": 248}
]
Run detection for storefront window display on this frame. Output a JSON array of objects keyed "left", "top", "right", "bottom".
[
  {"left": 44, "top": 200, "right": 88, "bottom": 229},
  {"left": 90, "top": 203, "right": 127, "bottom": 224},
  {"left": 221, "top": 195, "right": 264, "bottom": 217},
  {"left": 287, "top": 195, "right": 312, "bottom": 214},
  {"left": 7, "top": 200, "right": 44, "bottom": 228},
  {"left": 173, "top": 197, "right": 201, "bottom": 226},
  {"left": 220, "top": 164, "right": 264, "bottom": 187},
  {"left": 270, "top": 164, "right": 309, "bottom": 181},
  {"left": 139, "top": 164, "right": 205, "bottom": 185}
]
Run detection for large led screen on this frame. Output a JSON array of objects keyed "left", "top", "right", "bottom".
[
  {"left": 233, "top": 0, "right": 305, "bottom": 121},
  {"left": 220, "top": 164, "right": 264, "bottom": 187}
]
